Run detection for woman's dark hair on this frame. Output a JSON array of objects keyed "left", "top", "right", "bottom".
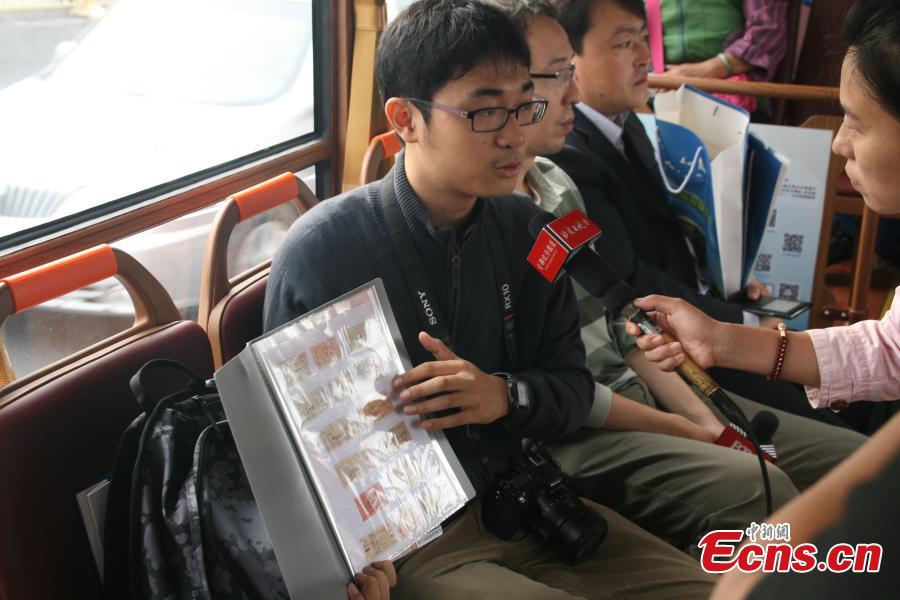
[
  {"left": 843, "top": 0, "right": 900, "bottom": 120},
  {"left": 553, "top": 0, "right": 645, "bottom": 54},
  {"left": 489, "top": 0, "right": 561, "bottom": 32},
  {"left": 375, "top": 0, "right": 531, "bottom": 121}
]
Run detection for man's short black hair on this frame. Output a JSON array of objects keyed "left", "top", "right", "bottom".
[
  {"left": 489, "top": 0, "right": 561, "bottom": 32},
  {"left": 552, "top": 0, "right": 645, "bottom": 54},
  {"left": 375, "top": 0, "right": 531, "bottom": 120}
]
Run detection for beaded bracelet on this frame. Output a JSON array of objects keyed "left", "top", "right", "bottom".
[{"left": 767, "top": 322, "right": 788, "bottom": 381}]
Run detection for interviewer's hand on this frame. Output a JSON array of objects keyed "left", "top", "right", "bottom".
[
  {"left": 624, "top": 295, "right": 722, "bottom": 371},
  {"left": 392, "top": 332, "right": 508, "bottom": 430},
  {"left": 347, "top": 561, "right": 397, "bottom": 600}
]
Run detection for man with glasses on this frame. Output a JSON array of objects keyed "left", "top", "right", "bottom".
[{"left": 265, "top": 0, "right": 713, "bottom": 597}]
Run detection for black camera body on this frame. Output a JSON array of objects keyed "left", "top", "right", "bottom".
[{"left": 483, "top": 442, "right": 607, "bottom": 564}]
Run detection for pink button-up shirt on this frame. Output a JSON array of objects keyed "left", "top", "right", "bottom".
[{"left": 806, "top": 287, "right": 900, "bottom": 408}]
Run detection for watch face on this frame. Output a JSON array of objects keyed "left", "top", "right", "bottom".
[
  {"left": 506, "top": 375, "right": 518, "bottom": 409},
  {"left": 515, "top": 380, "right": 530, "bottom": 410}
]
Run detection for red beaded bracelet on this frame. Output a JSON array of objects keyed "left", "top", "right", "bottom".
[{"left": 767, "top": 322, "right": 788, "bottom": 381}]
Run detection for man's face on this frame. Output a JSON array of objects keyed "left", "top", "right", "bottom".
[
  {"left": 574, "top": 1, "right": 649, "bottom": 117},
  {"left": 525, "top": 16, "right": 582, "bottom": 156},
  {"left": 403, "top": 61, "right": 535, "bottom": 201}
]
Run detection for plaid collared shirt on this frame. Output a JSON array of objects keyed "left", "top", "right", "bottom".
[
  {"left": 725, "top": 0, "right": 790, "bottom": 81},
  {"left": 526, "top": 158, "right": 655, "bottom": 417}
]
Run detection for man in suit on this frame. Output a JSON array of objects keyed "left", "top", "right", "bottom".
[
  {"left": 548, "top": 0, "right": 850, "bottom": 425},
  {"left": 549, "top": 0, "right": 752, "bottom": 322}
]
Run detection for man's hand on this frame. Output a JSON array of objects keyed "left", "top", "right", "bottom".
[
  {"left": 745, "top": 276, "right": 770, "bottom": 301},
  {"left": 624, "top": 295, "right": 722, "bottom": 371},
  {"left": 664, "top": 53, "right": 750, "bottom": 80},
  {"left": 393, "top": 331, "right": 508, "bottom": 430},
  {"left": 668, "top": 413, "right": 724, "bottom": 443},
  {"left": 347, "top": 561, "right": 397, "bottom": 600},
  {"left": 665, "top": 59, "right": 726, "bottom": 79}
]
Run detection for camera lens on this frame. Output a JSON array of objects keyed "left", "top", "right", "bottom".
[{"left": 534, "top": 485, "right": 608, "bottom": 564}]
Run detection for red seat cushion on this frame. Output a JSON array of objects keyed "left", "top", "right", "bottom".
[{"left": 0, "top": 321, "right": 213, "bottom": 600}]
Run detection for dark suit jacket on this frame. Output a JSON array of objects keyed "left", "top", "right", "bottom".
[{"left": 549, "top": 107, "right": 743, "bottom": 324}]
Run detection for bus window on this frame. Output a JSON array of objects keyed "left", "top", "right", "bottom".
[
  {"left": 0, "top": 0, "right": 319, "bottom": 247},
  {"left": 386, "top": 0, "right": 417, "bottom": 21}
]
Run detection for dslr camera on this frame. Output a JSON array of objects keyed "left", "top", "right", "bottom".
[{"left": 483, "top": 442, "right": 607, "bottom": 564}]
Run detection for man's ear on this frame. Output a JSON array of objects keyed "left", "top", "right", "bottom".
[{"left": 385, "top": 98, "right": 420, "bottom": 144}]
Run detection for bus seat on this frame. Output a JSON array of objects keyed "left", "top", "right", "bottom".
[
  {"left": 359, "top": 130, "right": 402, "bottom": 185},
  {"left": 199, "top": 172, "right": 319, "bottom": 368},
  {"left": 0, "top": 245, "right": 214, "bottom": 600}
]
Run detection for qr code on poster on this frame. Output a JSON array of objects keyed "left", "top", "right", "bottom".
[
  {"left": 767, "top": 209, "right": 777, "bottom": 229},
  {"left": 755, "top": 253, "right": 773, "bottom": 273},
  {"left": 782, "top": 233, "right": 804, "bottom": 254},
  {"left": 778, "top": 283, "right": 800, "bottom": 301}
]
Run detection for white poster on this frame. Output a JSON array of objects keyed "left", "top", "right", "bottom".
[{"left": 747, "top": 124, "right": 833, "bottom": 329}]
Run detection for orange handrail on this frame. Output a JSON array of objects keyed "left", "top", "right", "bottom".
[
  {"left": 232, "top": 172, "right": 303, "bottom": 222},
  {"left": 2, "top": 246, "right": 118, "bottom": 313}
]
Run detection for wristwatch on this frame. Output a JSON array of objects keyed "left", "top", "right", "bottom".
[{"left": 497, "top": 372, "right": 530, "bottom": 416}]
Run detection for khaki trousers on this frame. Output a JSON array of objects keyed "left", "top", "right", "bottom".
[
  {"left": 393, "top": 499, "right": 715, "bottom": 600},
  {"left": 550, "top": 390, "right": 867, "bottom": 550}
]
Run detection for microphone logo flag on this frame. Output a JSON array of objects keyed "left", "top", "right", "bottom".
[
  {"left": 527, "top": 209, "right": 602, "bottom": 283},
  {"left": 546, "top": 210, "right": 602, "bottom": 250}
]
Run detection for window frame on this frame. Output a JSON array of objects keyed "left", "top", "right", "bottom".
[{"left": 0, "top": 0, "right": 350, "bottom": 278}]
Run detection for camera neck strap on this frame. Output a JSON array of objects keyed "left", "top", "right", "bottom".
[{"left": 378, "top": 173, "right": 519, "bottom": 370}]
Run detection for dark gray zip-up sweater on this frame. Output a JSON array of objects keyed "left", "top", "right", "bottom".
[{"left": 264, "top": 154, "right": 592, "bottom": 493}]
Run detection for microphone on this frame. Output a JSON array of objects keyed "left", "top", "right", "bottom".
[
  {"left": 714, "top": 412, "right": 779, "bottom": 463},
  {"left": 750, "top": 410, "right": 779, "bottom": 462},
  {"left": 527, "top": 211, "right": 728, "bottom": 410},
  {"left": 528, "top": 209, "right": 775, "bottom": 513},
  {"left": 715, "top": 423, "right": 769, "bottom": 460},
  {"left": 527, "top": 211, "right": 736, "bottom": 417}
]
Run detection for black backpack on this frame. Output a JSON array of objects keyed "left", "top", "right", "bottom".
[{"left": 102, "top": 359, "right": 289, "bottom": 600}]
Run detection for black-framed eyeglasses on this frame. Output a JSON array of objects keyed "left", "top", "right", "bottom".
[
  {"left": 529, "top": 64, "right": 576, "bottom": 88},
  {"left": 405, "top": 98, "right": 549, "bottom": 132}
]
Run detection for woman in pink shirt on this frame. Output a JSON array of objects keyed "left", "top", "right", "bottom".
[
  {"left": 627, "top": 4, "right": 900, "bottom": 413},
  {"left": 628, "top": 2, "right": 900, "bottom": 596}
]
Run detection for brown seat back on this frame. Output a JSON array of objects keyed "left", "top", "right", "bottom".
[
  {"left": 0, "top": 245, "right": 214, "bottom": 600},
  {"left": 198, "top": 172, "right": 318, "bottom": 367}
]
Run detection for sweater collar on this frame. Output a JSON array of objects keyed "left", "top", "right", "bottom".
[{"left": 392, "top": 151, "right": 482, "bottom": 262}]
